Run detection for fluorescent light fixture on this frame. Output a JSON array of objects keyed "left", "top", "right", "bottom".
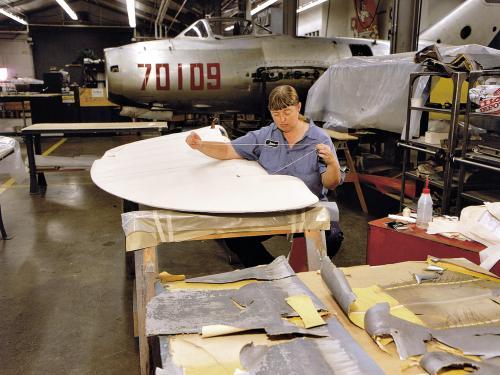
[
  {"left": 0, "top": 9, "right": 28, "bottom": 25},
  {"left": 251, "top": 0, "right": 279, "bottom": 16},
  {"left": 297, "top": 0, "right": 328, "bottom": 13},
  {"left": 224, "top": 25, "right": 234, "bottom": 31},
  {"left": 0, "top": 68, "right": 8, "bottom": 81},
  {"left": 55, "top": 0, "right": 78, "bottom": 21},
  {"left": 126, "top": 0, "right": 136, "bottom": 28}
]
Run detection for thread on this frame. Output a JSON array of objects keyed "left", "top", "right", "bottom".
[
  {"left": 201, "top": 142, "right": 322, "bottom": 174},
  {"left": 271, "top": 149, "right": 319, "bottom": 174}
]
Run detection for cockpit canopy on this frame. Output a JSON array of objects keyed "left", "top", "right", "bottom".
[{"left": 176, "top": 18, "right": 272, "bottom": 39}]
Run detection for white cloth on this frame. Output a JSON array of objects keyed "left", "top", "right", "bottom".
[
  {"left": 0, "top": 136, "right": 27, "bottom": 182},
  {"left": 480, "top": 245, "right": 500, "bottom": 271},
  {"left": 427, "top": 203, "right": 500, "bottom": 271}
]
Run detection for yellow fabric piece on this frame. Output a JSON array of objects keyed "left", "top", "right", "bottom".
[
  {"left": 166, "top": 279, "right": 256, "bottom": 290},
  {"left": 427, "top": 257, "right": 500, "bottom": 282},
  {"left": 185, "top": 364, "right": 236, "bottom": 375},
  {"left": 286, "top": 295, "right": 325, "bottom": 328},
  {"left": 201, "top": 324, "right": 248, "bottom": 338},
  {"left": 348, "top": 285, "right": 425, "bottom": 328},
  {"left": 429, "top": 77, "right": 467, "bottom": 121},
  {"left": 158, "top": 271, "right": 185, "bottom": 282}
]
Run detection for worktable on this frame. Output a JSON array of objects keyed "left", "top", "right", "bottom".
[
  {"left": 123, "top": 205, "right": 332, "bottom": 375},
  {"left": 21, "top": 122, "right": 170, "bottom": 194},
  {"left": 367, "top": 217, "right": 500, "bottom": 276},
  {"left": 0, "top": 93, "right": 62, "bottom": 133},
  {"left": 153, "top": 261, "right": 471, "bottom": 375}
]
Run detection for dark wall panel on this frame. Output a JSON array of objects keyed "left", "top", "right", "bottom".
[{"left": 31, "top": 27, "right": 133, "bottom": 80}]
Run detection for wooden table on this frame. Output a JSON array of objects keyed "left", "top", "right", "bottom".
[
  {"left": 21, "top": 122, "right": 170, "bottom": 194},
  {"left": 0, "top": 93, "right": 61, "bottom": 133},
  {"left": 366, "top": 217, "right": 499, "bottom": 275},
  {"left": 154, "top": 263, "right": 447, "bottom": 375},
  {"left": 125, "top": 206, "right": 331, "bottom": 375}
]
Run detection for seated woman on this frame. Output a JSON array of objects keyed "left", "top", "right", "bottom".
[{"left": 186, "top": 85, "right": 344, "bottom": 267}]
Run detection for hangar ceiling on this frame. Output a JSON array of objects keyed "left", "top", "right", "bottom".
[{"left": 0, "top": 0, "right": 296, "bottom": 35}]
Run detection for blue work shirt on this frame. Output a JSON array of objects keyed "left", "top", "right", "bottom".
[{"left": 231, "top": 120, "right": 343, "bottom": 201}]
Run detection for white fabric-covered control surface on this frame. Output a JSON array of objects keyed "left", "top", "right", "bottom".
[{"left": 91, "top": 126, "right": 319, "bottom": 213}]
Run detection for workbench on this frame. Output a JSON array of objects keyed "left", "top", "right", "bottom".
[
  {"left": 21, "top": 122, "right": 170, "bottom": 194},
  {"left": 367, "top": 217, "right": 500, "bottom": 276},
  {"left": 0, "top": 93, "right": 61, "bottom": 133},
  {"left": 123, "top": 205, "right": 332, "bottom": 375},
  {"left": 151, "top": 260, "right": 484, "bottom": 375}
]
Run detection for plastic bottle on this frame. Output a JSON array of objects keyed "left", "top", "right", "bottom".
[{"left": 416, "top": 176, "right": 433, "bottom": 229}]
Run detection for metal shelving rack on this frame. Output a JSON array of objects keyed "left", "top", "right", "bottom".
[
  {"left": 399, "top": 71, "right": 468, "bottom": 215},
  {"left": 454, "top": 69, "right": 500, "bottom": 211}
]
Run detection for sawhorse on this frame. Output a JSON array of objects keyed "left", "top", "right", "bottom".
[{"left": 323, "top": 128, "right": 368, "bottom": 214}]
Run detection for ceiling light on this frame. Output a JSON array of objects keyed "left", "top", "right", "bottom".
[
  {"left": 251, "top": 0, "right": 279, "bottom": 16},
  {"left": 55, "top": 0, "right": 78, "bottom": 21},
  {"left": 126, "top": 0, "right": 136, "bottom": 28},
  {"left": 0, "top": 9, "right": 28, "bottom": 25},
  {"left": 297, "top": 0, "right": 328, "bottom": 13}
]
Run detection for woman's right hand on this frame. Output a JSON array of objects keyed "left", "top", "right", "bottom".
[{"left": 186, "top": 132, "right": 202, "bottom": 150}]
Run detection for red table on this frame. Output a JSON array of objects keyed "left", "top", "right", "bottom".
[{"left": 367, "top": 217, "right": 500, "bottom": 276}]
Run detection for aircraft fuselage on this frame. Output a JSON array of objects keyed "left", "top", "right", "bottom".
[{"left": 105, "top": 34, "right": 352, "bottom": 113}]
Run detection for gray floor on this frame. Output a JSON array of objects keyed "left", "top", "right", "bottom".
[{"left": 0, "top": 132, "right": 372, "bottom": 375}]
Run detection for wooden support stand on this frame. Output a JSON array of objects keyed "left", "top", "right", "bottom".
[
  {"left": 129, "top": 217, "right": 326, "bottom": 375},
  {"left": 324, "top": 128, "right": 368, "bottom": 214}
]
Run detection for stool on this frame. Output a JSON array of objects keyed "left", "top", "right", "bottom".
[{"left": 323, "top": 128, "right": 368, "bottom": 214}]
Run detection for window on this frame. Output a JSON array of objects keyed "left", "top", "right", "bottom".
[
  {"left": 0, "top": 68, "right": 7, "bottom": 81},
  {"left": 184, "top": 21, "right": 208, "bottom": 38}
]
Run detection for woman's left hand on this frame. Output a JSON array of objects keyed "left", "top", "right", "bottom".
[{"left": 316, "top": 144, "right": 337, "bottom": 166}]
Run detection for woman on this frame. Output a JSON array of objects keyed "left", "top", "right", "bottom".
[{"left": 186, "top": 85, "right": 344, "bottom": 267}]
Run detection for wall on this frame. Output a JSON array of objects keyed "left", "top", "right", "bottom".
[
  {"left": 297, "top": 3, "right": 325, "bottom": 36},
  {"left": 420, "top": 0, "right": 463, "bottom": 32},
  {"left": 31, "top": 27, "right": 132, "bottom": 82},
  {"left": 0, "top": 34, "right": 35, "bottom": 78},
  {"left": 276, "top": 1, "right": 465, "bottom": 39}
]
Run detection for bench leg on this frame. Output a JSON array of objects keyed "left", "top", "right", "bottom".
[
  {"left": 123, "top": 199, "right": 140, "bottom": 279},
  {"left": 344, "top": 147, "right": 368, "bottom": 214},
  {"left": 304, "top": 230, "right": 327, "bottom": 271},
  {"left": 0, "top": 204, "right": 12, "bottom": 240},
  {"left": 34, "top": 135, "right": 47, "bottom": 190},
  {"left": 134, "top": 247, "right": 158, "bottom": 375},
  {"left": 24, "top": 135, "right": 39, "bottom": 194}
]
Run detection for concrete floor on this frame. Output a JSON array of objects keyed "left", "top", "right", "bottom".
[{"left": 0, "top": 129, "right": 374, "bottom": 375}]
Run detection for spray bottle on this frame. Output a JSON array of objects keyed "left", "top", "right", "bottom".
[{"left": 416, "top": 176, "right": 433, "bottom": 229}]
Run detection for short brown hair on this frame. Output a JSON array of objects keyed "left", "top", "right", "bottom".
[
  {"left": 268, "top": 85, "right": 306, "bottom": 121},
  {"left": 268, "top": 85, "right": 299, "bottom": 111}
]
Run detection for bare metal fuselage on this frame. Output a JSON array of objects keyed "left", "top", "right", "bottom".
[{"left": 105, "top": 34, "right": 353, "bottom": 113}]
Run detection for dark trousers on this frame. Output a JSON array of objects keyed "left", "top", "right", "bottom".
[{"left": 225, "top": 221, "right": 343, "bottom": 268}]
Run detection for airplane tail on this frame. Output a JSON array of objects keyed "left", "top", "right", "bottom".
[{"left": 419, "top": 0, "right": 500, "bottom": 48}]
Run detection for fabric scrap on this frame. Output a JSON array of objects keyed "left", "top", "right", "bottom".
[
  {"left": 158, "top": 271, "right": 186, "bottom": 282},
  {"left": 480, "top": 245, "right": 500, "bottom": 271},
  {"left": 157, "top": 336, "right": 183, "bottom": 375},
  {"left": 186, "top": 255, "right": 294, "bottom": 284},
  {"left": 238, "top": 317, "right": 384, "bottom": 375},
  {"left": 364, "top": 302, "right": 431, "bottom": 360},
  {"left": 431, "top": 326, "right": 500, "bottom": 359},
  {"left": 320, "top": 256, "right": 356, "bottom": 315},
  {"left": 286, "top": 295, "right": 325, "bottom": 329},
  {"left": 420, "top": 352, "right": 500, "bottom": 375},
  {"left": 147, "top": 278, "right": 328, "bottom": 338}
]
